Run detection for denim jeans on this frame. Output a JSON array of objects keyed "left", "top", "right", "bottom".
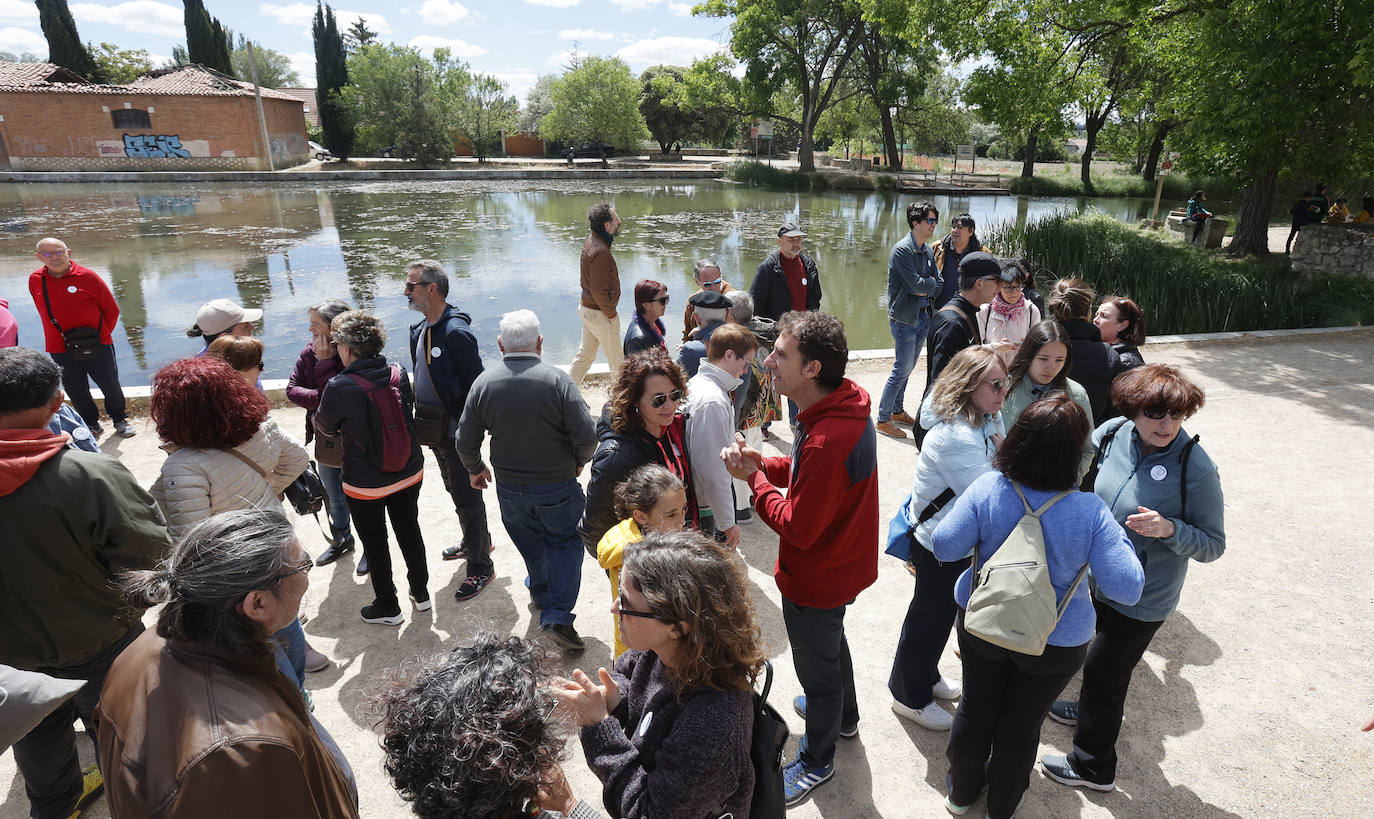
[
  {"left": 317, "top": 463, "right": 354, "bottom": 547},
  {"left": 273, "top": 616, "right": 308, "bottom": 688},
  {"left": 877, "top": 314, "right": 931, "bottom": 422},
  {"left": 53, "top": 344, "right": 127, "bottom": 426},
  {"left": 495, "top": 479, "right": 586, "bottom": 627}
]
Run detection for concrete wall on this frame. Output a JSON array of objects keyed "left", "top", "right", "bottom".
[
  {"left": 0, "top": 91, "right": 308, "bottom": 171},
  {"left": 1292, "top": 223, "right": 1374, "bottom": 279}
]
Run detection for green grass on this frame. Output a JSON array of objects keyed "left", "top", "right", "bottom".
[
  {"left": 1007, "top": 172, "right": 1237, "bottom": 201},
  {"left": 721, "top": 161, "right": 897, "bottom": 192},
  {"left": 985, "top": 212, "right": 1374, "bottom": 334}
]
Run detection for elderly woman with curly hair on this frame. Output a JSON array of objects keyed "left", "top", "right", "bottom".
[
  {"left": 577, "top": 347, "right": 696, "bottom": 556},
  {"left": 374, "top": 633, "right": 609, "bottom": 819},
  {"left": 556, "top": 529, "right": 767, "bottom": 819}
]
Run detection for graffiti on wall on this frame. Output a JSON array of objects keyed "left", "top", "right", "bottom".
[{"left": 123, "top": 134, "right": 192, "bottom": 158}]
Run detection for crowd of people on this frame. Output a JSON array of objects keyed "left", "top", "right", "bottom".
[{"left": 0, "top": 202, "right": 1230, "bottom": 819}]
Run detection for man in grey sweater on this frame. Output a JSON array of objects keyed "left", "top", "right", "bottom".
[{"left": 457, "top": 310, "right": 599, "bottom": 651}]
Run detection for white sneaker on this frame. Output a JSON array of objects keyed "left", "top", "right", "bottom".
[
  {"left": 933, "top": 675, "right": 962, "bottom": 700},
  {"left": 892, "top": 698, "right": 953, "bottom": 731}
]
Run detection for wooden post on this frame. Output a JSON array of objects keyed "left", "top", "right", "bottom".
[
  {"left": 246, "top": 42, "right": 276, "bottom": 172},
  {"left": 1149, "top": 158, "right": 1171, "bottom": 224}
]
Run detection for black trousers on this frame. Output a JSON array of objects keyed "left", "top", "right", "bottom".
[
  {"left": 346, "top": 481, "right": 428, "bottom": 609},
  {"left": 946, "top": 613, "right": 1088, "bottom": 819},
  {"left": 53, "top": 344, "right": 127, "bottom": 426},
  {"left": 1066, "top": 598, "right": 1166, "bottom": 784},
  {"left": 888, "top": 545, "right": 967, "bottom": 709},
  {"left": 12, "top": 624, "right": 143, "bottom": 819},
  {"left": 431, "top": 437, "right": 494, "bottom": 575},
  {"left": 782, "top": 597, "right": 859, "bottom": 768}
]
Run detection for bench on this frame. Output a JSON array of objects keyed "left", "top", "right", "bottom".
[{"left": 1166, "top": 208, "right": 1229, "bottom": 249}]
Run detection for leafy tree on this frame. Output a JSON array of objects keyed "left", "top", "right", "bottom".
[
  {"left": 540, "top": 55, "right": 650, "bottom": 167},
  {"left": 91, "top": 42, "right": 153, "bottom": 83},
  {"left": 519, "top": 73, "right": 557, "bottom": 133},
  {"left": 168, "top": 45, "right": 190, "bottom": 66},
  {"left": 343, "top": 44, "right": 454, "bottom": 166},
  {"left": 345, "top": 17, "right": 378, "bottom": 50},
  {"left": 640, "top": 65, "right": 697, "bottom": 152},
  {"left": 900, "top": 70, "right": 972, "bottom": 156},
  {"left": 36, "top": 0, "right": 102, "bottom": 81},
  {"left": 183, "top": 0, "right": 234, "bottom": 76},
  {"left": 230, "top": 35, "right": 300, "bottom": 87},
  {"left": 698, "top": 0, "right": 867, "bottom": 172},
  {"left": 851, "top": 0, "right": 937, "bottom": 169},
  {"left": 456, "top": 73, "right": 518, "bottom": 162},
  {"left": 313, "top": 1, "right": 355, "bottom": 159},
  {"left": 1075, "top": 45, "right": 1134, "bottom": 191}
]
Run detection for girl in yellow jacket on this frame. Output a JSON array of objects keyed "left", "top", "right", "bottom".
[{"left": 597, "top": 464, "right": 688, "bottom": 655}]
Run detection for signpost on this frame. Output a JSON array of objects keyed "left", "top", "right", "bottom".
[
  {"left": 955, "top": 144, "right": 976, "bottom": 173},
  {"left": 754, "top": 119, "right": 774, "bottom": 166},
  {"left": 1149, "top": 155, "right": 1174, "bottom": 225}
]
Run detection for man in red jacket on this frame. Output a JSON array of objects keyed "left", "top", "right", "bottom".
[
  {"left": 723, "top": 310, "right": 878, "bottom": 807},
  {"left": 26, "top": 237, "right": 134, "bottom": 437}
]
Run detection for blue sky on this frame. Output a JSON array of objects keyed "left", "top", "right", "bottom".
[{"left": 0, "top": 0, "right": 737, "bottom": 101}]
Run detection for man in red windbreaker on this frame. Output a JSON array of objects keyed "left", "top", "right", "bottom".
[
  {"left": 27, "top": 237, "right": 134, "bottom": 438},
  {"left": 723, "top": 310, "right": 878, "bottom": 807}
]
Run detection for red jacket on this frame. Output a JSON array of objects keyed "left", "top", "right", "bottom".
[
  {"left": 749, "top": 378, "right": 879, "bottom": 608},
  {"left": 27, "top": 262, "right": 120, "bottom": 353}
]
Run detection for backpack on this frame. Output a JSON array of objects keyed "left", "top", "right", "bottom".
[
  {"left": 1080, "top": 420, "right": 1201, "bottom": 518},
  {"left": 963, "top": 482, "right": 1086, "bottom": 656},
  {"left": 347, "top": 364, "right": 413, "bottom": 473},
  {"left": 746, "top": 660, "right": 788, "bottom": 819}
]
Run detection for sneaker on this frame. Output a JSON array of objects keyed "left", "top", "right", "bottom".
[
  {"left": 1048, "top": 699, "right": 1078, "bottom": 726},
  {"left": 542, "top": 623, "right": 586, "bottom": 651},
  {"left": 876, "top": 420, "right": 908, "bottom": 438},
  {"left": 113, "top": 419, "right": 136, "bottom": 438},
  {"left": 304, "top": 646, "right": 331, "bottom": 673},
  {"left": 70, "top": 763, "right": 104, "bottom": 817},
  {"left": 792, "top": 695, "right": 858, "bottom": 738},
  {"left": 945, "top": 795, "right": 972, "bottom": 816},
  {"left": 782, "top": 755, "right": 835, "bottom": 806},
  {"left": 736, "top": 506, "right": 753, "bottom": 525},
  {"left": 1040, "top": 754, "right": 1115, "bottom": 792},
  {"left": 360, "top": 603, "right": 403, "bottom": 625},
  {"left": 409, "top": 592, "right": 432, "bottom": 611},
  {"left": 892, "top": 698, "right": 953, "bottom": 731},
  {"left": 355, "top": 553, "right": 369, "bottom": 576},
  {"left": 454, "top": 573, "right": 493, "bottom": 601},
  {"left": 88, "top": 424, "right": 105, "bottom": 439},
  {"left": 933, "top": 675, "right": 962, "bottom": 700},
  {"left": 315, "top": 541, "right": 355, "bottom": 566},
  {"left": 891, "top": 410, "right": 917, "bottom": 426},
  {"left": 442, "top": 542, "right": 496, "bottom": 560}
]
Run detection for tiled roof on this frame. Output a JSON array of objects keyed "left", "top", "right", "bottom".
[
  {"left": 272, "top": 88, "right": 320, "bottom": 126},
  {"left": 0, "top": 62, "right": 302, "bottom": 102}
]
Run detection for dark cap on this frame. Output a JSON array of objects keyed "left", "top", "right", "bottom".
[
  {"left": 777, "top": 221, "right": 807, "bottom": 237},
  {"left": 689, "top": 290, "right": 732, "bottom": 309},
  {"left": 957, "top": 251, "right": 1002, "bottom": 280}
]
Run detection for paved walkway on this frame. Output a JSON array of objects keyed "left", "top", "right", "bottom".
[{"left": 3, "top": 330, "right": 1372, "bottom": 818}]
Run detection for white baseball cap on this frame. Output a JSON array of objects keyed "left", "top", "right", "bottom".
[{"left": 195, "top": 299, "right": 263, "bottom": 336}]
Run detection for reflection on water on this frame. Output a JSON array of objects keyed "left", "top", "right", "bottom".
[{"left": 0, "top": 181, "right": 1156, "bottom": 383}]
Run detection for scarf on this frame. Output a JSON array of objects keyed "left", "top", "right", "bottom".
[{"left": 989, "top": 291, "right": 1027, "bottom": 323}]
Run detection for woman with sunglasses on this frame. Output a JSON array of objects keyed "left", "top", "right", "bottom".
[
  {"left": 999, "top": 320, "right": 1096, "bottom": 481},
  {"left": 885, "top": 346, "right": 1009, "bottom": 732},
  {"left": 578, "top": 348, "right": 697, "bottom": 557},
  {"left": 1042, "top": 363, "right": 1225, "bottom": 796},
  {"left": 976, "top": 262, "right": 1041, "bottom": 367},
  {"left": 598, "top": 465, "right": 687, "bottom": 657},
  {"left": 624, "top": 279, "right": 670, "bottom": 356},
  {"left": 555, "top": 529, "right": 766, "bottom": 819}
]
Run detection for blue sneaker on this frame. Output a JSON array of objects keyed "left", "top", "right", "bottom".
[
  {"left": 792, "top": 695, "right": 858, "bottom": 737},
  {"left": 782, "top": 754, "right": 835, "bottom": 806}
]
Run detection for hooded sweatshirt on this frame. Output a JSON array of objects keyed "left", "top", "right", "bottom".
[
  {"left": 0, "top": 298, "right": 17, "bottom": 347},
  {"left": 749, "top": 379, "right": 880, "bottom": 608}
]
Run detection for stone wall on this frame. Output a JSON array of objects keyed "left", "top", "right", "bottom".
[{"left": 1291, "top": 223, "right": 1374, "bottom": 279}]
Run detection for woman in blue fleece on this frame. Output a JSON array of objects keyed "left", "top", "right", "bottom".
[
  {"left": 933, "top": 392, "right": 1144, "bottom": 819},
  {"left": 1041, "top": 363, "right": 1225, "bottom": 795}
]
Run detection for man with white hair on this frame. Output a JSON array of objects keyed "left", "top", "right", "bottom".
[{"left": 456, "top": 310, "right": 598, "bottom": 651}]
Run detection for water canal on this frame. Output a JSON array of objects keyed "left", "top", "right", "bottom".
[{"left": 0, "top": 180, "right": 1158, "bottom": 382}]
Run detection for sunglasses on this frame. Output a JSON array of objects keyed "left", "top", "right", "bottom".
[
  {"left": 985, "top": 376, "right": 1010, "bottom": 392},
  {"left": 616, "top": 595, "right": 671, "bottom": 622},
  {"left": 650, "top": 295, "right": 670, "bottom": 305},
  {"left": 702, "top": 277, "right": 723, "bottom": 287},
  {"left": 404, "top": 281, "right": 430, "bottom": 292},
  {"left": 270, "top": 553, "right": 313, "bottom": 585},
  {"left": 648, "top": 389, "right": 685, "bottom": 408},
  {"left": 1142, "top": 407, "right": 1186, "bottom": 420},
  {"left": 924, "top": 217, "right": 938, "bottom": 224}
]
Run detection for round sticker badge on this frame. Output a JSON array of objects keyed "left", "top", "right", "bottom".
[
  {"left": 801, "top": 277, "right": 808, "bottom": 286},
  {"left": 67, "top": 285, "right": 78, "bottom": 293},
  {"left": 431, "top": 347, "right": 442, "bottom": 358},
  {"left": 1150, "top": 465, "right": 1167, "bottom": 481}
]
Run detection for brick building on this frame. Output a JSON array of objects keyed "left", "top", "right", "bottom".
[{"left": 0, "top": 62, "right": 309, "bottom": 171}]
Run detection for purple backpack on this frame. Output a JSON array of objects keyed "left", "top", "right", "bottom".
[{"left": 347, "top": 364, "right": 412, "bottom": 473}]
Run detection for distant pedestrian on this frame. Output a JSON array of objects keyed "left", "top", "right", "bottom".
[
  {"left": 28, "top": 237, "right": 135, "bottom": 437},
  {"left": 1184, "top": 190, "right": 1212, "bottom": 243},
  {"left": 876, "top": 201, "right": 941, "bottom": 439},
  {"left": 570, "top": 202, "right": 624, "bottom": 385},
  {"left": 456, "top": 310, "right": 598, "bottom": 652},
  {"left": 681, "top": 259, "right": 734, "bottom": 343},
  {"left": 1309, "top": 182, "right": 1330, "bottom": 223},
  {"left": 624, "top": 279, "right": 669, "bottom": 356},
  {"left": 750, "top": 219, "right": 821, "bottom": 429},
  {"left": 1353, "top": 196, "right": 1373, "bottom": 223},
  {"left": 1287, "top": 190, "right": 1313, "bottom": 254},
  {"left": 675, "top": 288, "right": 731, "bottom": 377},
  {"left": 932, "top": 213, "right": 985, "bottom": 309},
  {"left": 1326, "top": 197, "right": 1349, "bottom": 223}
]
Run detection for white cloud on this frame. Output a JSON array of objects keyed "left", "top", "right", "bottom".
[
  {"left": 667, "top": 1, "right": 693, "bottom": 15},
  {"left": 615, "top": 36, "right": 724, "bottom": 66},
  {"left": 418, "top": 0, "right": 469, "bottom": 25},
  {"left": 491, "top": 70, "right": 538, "bottom": 102},
  {"left": 410, "top": 35, "right": 486, "bottom": 57},
  {"left": 558, "top": 29, "right": 614, "bottom": 41},
  {"left": 288, "top": 51, "right": 315, "bottom": 84},
  {"left": 525, "top": 0, "right": 580, "bottom": 7},
  {"left": 0, "top": 0, "right": 37, "bottom": 26},
  {"left": 259, "top": 3, "right": 391, "bottom": 34},
  {"left": 610, "top": 0, "right": 661, "bottom": 10},
  {"left": 544, "top": 49, "right": 574, "bottom": 67},
  {"left": 71, "top": 1, "right": 183, "bottom": 38},
  {"left": 0, "top": 25, "right": 37, "bottom": 54}
]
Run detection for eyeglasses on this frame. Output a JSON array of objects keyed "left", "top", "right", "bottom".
[
  {"left": 985, "top": 376, "right": 1010, "bottom": 392},
  {"left": 650, "top": 295, "right": 670, "bottom": 305},
  {"left": 1141, "top": 407, "right": 1186, "bottom": 420},
  {"left": 404, "top": 281, "right": 430, "bottom": 292},
  {"left": 615, "top": 595, "right": 671, "bottom": 622},
  {"left": 648, "top": 389, "right": 685, "bottom": 408},
  {"left": 38, "top": 250, "right": 68, "bottom": 258},
  {"left": 702, "top": 278, "right": 723, "bottom": 288},
  {"left": 1000, "top": 283, "right": 1024, "bottom": 292},
  {"left": 980, "top": 275, "right": 1002, "bottom": 282},
  {"left": 924, "top": 217, "right": 938, "bottom": 224},
  {"left": 270, "top": 553, "right": 313, "bottom": 585}
]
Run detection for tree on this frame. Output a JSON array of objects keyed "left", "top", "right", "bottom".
[
  {"left": 456, "top": 73, "right": 518, "bottom": 162},
  {"left": 699, "top": 0, "right": 867, "bottom": 172},
  {"left": 0, "top": 50, "right": 44, "bottom": 63},
  {"left": 183, "top": 0, "right": 233, "bottom": 76},
  {"left": 850, "top": 0, "right": 936, "bottom": 169},
  {"left": 343, "top": 44, "right": 454, "bottom": 166},
  {"left": 91, "top": 43, "right": 153, "bottom": 84},
  {"left": 230, "top": 35, "right": 300, "bottom": 87},
  {"left": 900, "top": 70, "right": 971, "bottom": 156},
  {"left": 1075, "top": 45, "right": 1134, "bottom": 191},
  {"left": 313, "top": 1, "right": 354, "bottom": 159},
  {"left": 519, "top": 73, "right": 557, "bottom": 133},
  {"left": 345, "top": 17, "right": 378, "bottom": 50},
  {"left": 540, "top": 55, "right": 650, "bottom": 167},
  {"left": 36, "top": 0, "right": 102, "bottom": 81},
  {"left": 639, "top": 65, "right": 697, "bottom": 152}
]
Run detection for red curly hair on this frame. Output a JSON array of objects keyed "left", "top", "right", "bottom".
[{"left": 151, "top": 357, "right": 269, "bottom": 449}]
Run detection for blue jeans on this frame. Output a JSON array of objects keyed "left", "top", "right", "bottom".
[
  {"left": 495, "top": 479, "right": 586, "bottom": 627},
  {"left": 317, "top": 463, "right": 354, "bottom": 547},
  {"left": 877, "top": 314, "right": 931, "bottom": 422}
]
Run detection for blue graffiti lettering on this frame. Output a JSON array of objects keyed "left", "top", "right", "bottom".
[{"left": 123, "top": 134, "right": 192, "bottom": 159}]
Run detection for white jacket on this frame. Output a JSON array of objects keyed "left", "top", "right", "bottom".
[
  {"left": 907, "top": 393, "right": 1003, "bottom": 550},
  {"left": 151, "top": 419, "right": 309, "bottom": 542},
  {"left": 684, "top": 361, "right": 743, "bottom": 530},
  {"left": 976, "top": 301, "right": 1042, "bottom": 365}
]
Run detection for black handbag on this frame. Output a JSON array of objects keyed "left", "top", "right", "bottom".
[
  {"left": 40, "top": 277, "right": 102, "bottom": 361},
  {"left": 285, "top": 461, "right": 327, "bottom": 516},
  {"left": 412, "top": 402, "right": 450, "bottom": 448},
  {"left": 748, "top": 660, "right": 788, "bottom": 819}
]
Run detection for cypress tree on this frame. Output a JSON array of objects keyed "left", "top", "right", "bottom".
[
  {"left": 313, "top": 1, "right": 355, "bottom": 159},
  {"left": 36, "top": 0, "right": 102, "bottom": 81},
  {"left": 183, "top": 0, "right": 234, "bottom": 76}
]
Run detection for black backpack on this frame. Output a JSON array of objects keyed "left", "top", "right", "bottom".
[
  {"left": 746, "top": 661, "right": 788, "bottom": 819},
  {"left": 1080, "top": 420, "right": 1200, "bottom": 517}
]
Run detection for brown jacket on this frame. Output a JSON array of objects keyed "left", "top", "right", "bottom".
[
  {"left": 680, "top": 280, "right": 735, "bottom": 342},
  {"left": 95, "top": 630, "right": 359, "bottom": 819},
  {"left": 579, "top": 233, "right": 620, "bottom": 317}
]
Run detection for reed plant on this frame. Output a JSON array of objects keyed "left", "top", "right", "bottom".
[{"left": 986, "top": 212, "right": 1374, "bottom": 334}]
